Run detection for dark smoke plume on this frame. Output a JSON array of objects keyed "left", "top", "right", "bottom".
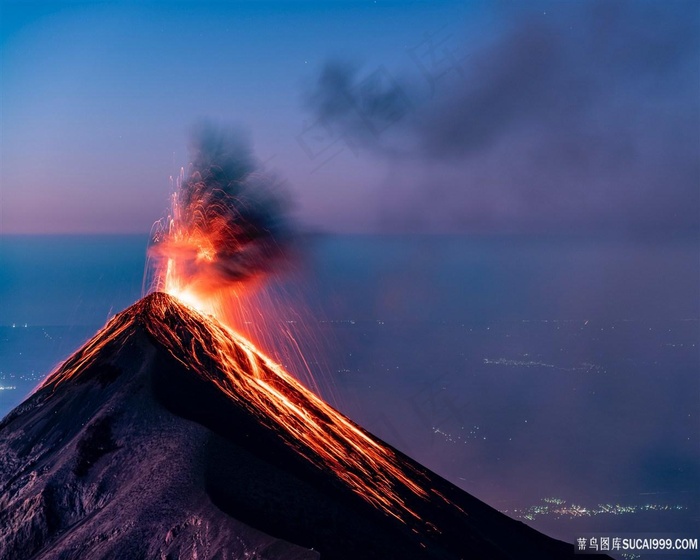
[
  {"left": 149, "top": 123, "right": 291, "bottom": 291},
  {"left": 303, "top": 1, "right": 699, "bottom": 235}
]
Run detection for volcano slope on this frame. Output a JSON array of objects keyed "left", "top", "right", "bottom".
[{"left": 0, "top": 293, "right": 608, "bottom": 559}]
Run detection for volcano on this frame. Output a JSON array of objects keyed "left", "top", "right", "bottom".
[{"left": 0, "top": 293, "right": 607, "bottom": 559}]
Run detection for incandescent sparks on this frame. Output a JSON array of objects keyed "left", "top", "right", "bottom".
[{"left": 147, "top": 123, "right": 290, "bottom": 325}]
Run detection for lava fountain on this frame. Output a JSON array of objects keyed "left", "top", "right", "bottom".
[{"left": 147, "top": 123, "right": 291, "bottom": 330}]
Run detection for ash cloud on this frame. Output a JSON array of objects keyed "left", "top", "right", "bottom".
[
  {"left": 304, "top": 61, "right": 411, "bottom": 148},
  {"left": 150, "top": 122, "right": 291, "bottom": 289},
  {"left": 305, "top": 1, "right": 700, "bottom": 235}
]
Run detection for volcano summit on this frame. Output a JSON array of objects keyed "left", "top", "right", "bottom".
[{"left": 0, "top": 293, "right": 605, "bottom": 559}]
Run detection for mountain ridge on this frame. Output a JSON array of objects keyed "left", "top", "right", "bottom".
[{"left": 0, "top": 292, "right": 609, "bottom": 559}]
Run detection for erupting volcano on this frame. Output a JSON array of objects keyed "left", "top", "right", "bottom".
[{"left": 0, "top": 125, "right": 609, "bottom": 559}]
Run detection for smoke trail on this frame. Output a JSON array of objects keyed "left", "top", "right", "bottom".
[{"left": 149, "top": 123, "right": 291, "bottom": 296}]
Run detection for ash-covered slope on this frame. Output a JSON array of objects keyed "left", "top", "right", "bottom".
[{"left": 0, "top": 293, "right": 606, "bottom": 560}]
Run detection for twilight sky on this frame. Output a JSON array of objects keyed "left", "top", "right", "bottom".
[{"left": 2, "top": 0, "right": 698, "bottom": 235}]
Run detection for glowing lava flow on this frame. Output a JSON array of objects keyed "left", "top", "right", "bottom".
[
  {"left": 144, "top": 293, "right": 431, "bottom": 523},
  {"left": 41, "top": 293, "right": 453, "bottom": 526}
]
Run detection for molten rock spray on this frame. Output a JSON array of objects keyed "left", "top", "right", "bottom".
[{"left": 148, "top": 123, "right": 291, "bottom": 321}]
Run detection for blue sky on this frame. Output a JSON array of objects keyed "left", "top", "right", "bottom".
[{"left": 2, "top": 1, "right": 698, "bottom": 234}]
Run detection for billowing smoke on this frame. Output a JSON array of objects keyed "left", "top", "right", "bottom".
[
  {"left": 149, "top": 123, "right": 291, "bottom": 295},
  {"left": 303, "top": 1, "right": 699, "bottom": 235}
]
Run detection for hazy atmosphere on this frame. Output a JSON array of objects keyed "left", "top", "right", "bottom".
[{"left": 1, "top": 1, "right": 698, "bottom": 558}]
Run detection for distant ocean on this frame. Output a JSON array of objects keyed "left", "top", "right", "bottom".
[{"left": 1, "top": 234, "right": 698, "bottom": 546}]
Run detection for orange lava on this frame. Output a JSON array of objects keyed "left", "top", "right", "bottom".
[{"left": 41, "top": 293, "right": 443, "bottom": 525}]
